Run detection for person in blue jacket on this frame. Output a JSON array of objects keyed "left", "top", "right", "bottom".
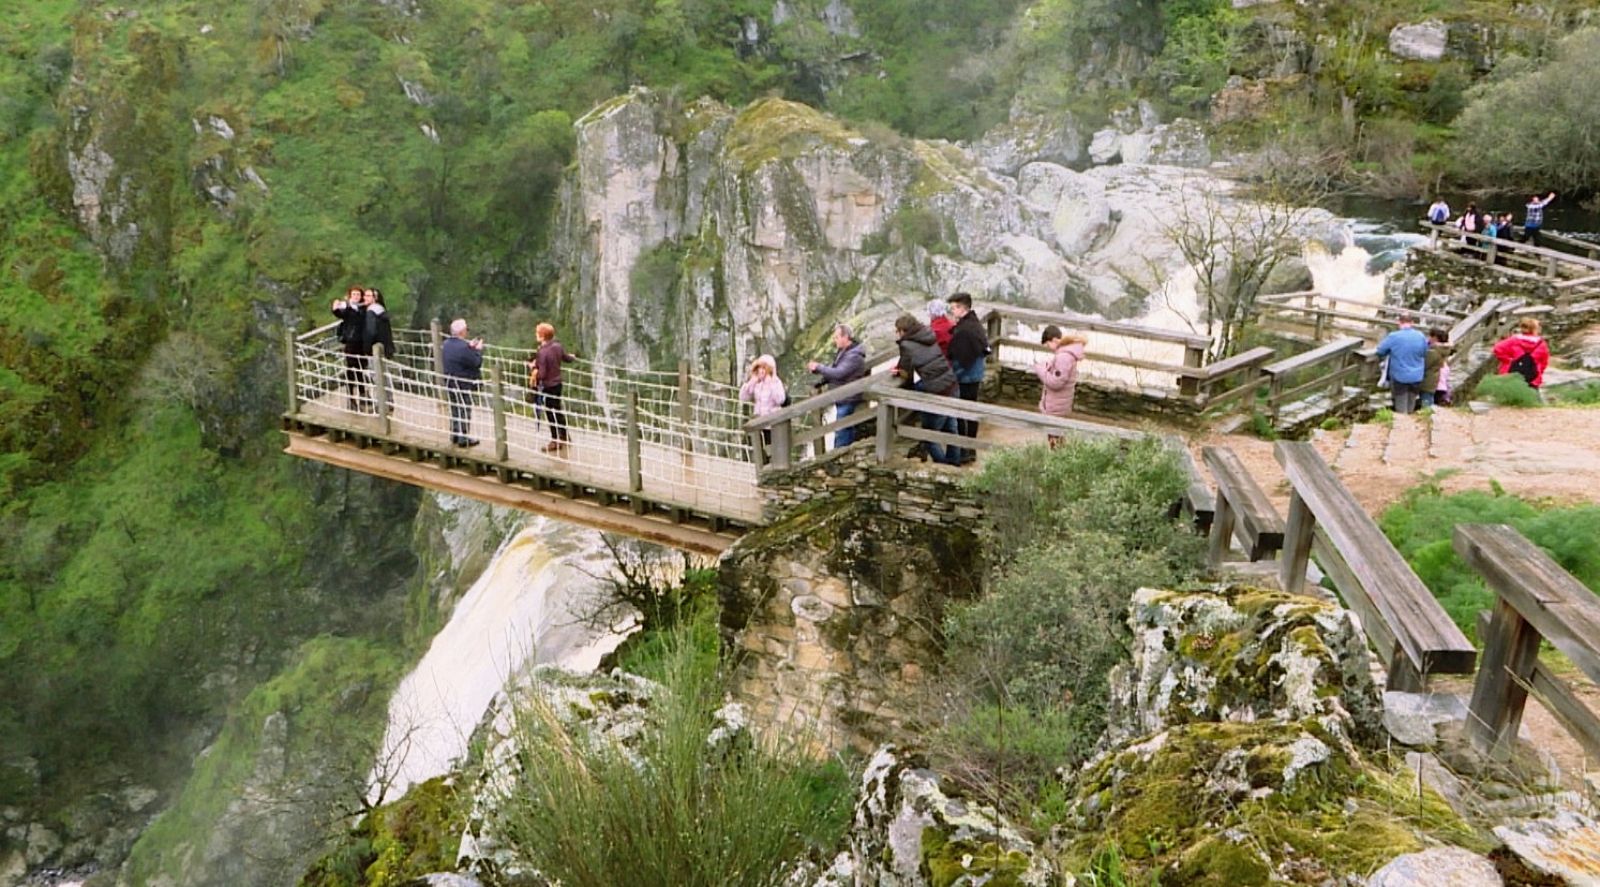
[{"left": 1375, "top": 316, "right": 1429, "bottom": 414}]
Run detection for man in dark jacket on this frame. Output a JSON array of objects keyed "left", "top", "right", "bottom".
[
  {"left": 946, "top": 293, "right": 989, "bottom": 464},
  {"left": 807, "top": 323, "right": 868, "bottom": 448},
  {"left": 331, "top": 286, "right": 368, "bottom": 412},
  {"left": 893, "top": 314, "right": 961, "bottom": 465},
  {"left": 363, "top": 288, "right": 395, "bottom": 364},
  {"left": 441, "top": 318, "right": 484, "bottom": 446}
]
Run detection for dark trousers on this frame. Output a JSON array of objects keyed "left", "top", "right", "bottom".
[
  {"left": 1522, "top": 226, "right": 1542, "bottom": 247},
  {"left": 956, "top": 380, "right": 981, "bottom": 461},
  {"left": 540, "top": 383, "right": 569, "bottom": 441},
  {"left": 1391, "top": 381, "right": 1421, "bottom": 415},
  {"left": 344, "top": 353, "right": 370, "bottom": 411},
  {"left": 447, "top": 382, "right": 476, "bottom": 443},
  {"left": 834, "top": 400, "right": 859, "bottom": 449}
]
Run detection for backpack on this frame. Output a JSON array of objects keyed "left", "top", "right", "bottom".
[{"left": 1508, "top": 350, "right": 1539, "bottom": 386}]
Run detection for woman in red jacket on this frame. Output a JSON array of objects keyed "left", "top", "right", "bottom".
[{"left": 1492, "top": 317, "right": 1551, "bottom": 389}]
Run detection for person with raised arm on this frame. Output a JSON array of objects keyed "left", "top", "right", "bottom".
[
  {"left": 807, "top": 323, "right": 868, "bottom": 448},
  {"left": 528, "top": 322, "right": 576, "bottom": 454}
]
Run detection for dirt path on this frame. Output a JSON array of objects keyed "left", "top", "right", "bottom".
[{"left": 1194, "top": 405, "right": 1600, "bottom": 516}]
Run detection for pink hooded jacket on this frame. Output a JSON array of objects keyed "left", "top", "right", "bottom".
[
  {"left": 1034, "top": 342, "right": 1084, "bottom": 417},
  {"left": 740, "top": 354, "right": 788, "bottom": 416}
]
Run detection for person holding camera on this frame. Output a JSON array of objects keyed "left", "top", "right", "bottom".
[
  {"left": 740, "top": 354, "right": 787, "bottom": 447},
  {"left": 441, "top": 318, "right": 484, "bottom": 447},
  {"left": 807, "top": 323, "right": 867, "bottom": 448},
  {"left": 331, "top": 286, "right": 369, "bottom": 412}
]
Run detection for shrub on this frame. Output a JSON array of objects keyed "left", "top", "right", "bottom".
[
  {"left": 1551, "top": 381, "right": 1600, "bottom": 406},
  {"left": 1452, "top": 29, "right": 1600, "bottom": 192},
  {"left": 492, "top": 626, "right": 852, "bottom": 887},
  {"left": 964, "top": 436, "right": 1202, "bottom": 570},
  {"left": 1380, "top": 482, "right": 1600, "bottom": 638},
  {"left": 1475, "top": 373, "right": 1542, "bottom": 408},
  {"left": 938, "top": 438, "right": 1206, "bottom": 802}
]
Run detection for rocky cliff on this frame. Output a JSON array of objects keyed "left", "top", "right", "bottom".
[{"left": 551, "top": 88, "right": 1263, "bottom": 381}]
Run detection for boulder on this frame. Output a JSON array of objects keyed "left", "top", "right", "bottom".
[
  {"left": 1382, "top": 691, "right": 1468, "bottom": 747},
  {"left": 1494, "top": 810, "right": 1600, "bottom": 883},
  {"left": 969, "top": 112, "right": 1083, "bottom": 176},
  {"left": 1389, "top": 21, "right": 1449, "bottom": 61},
  {"left": 1366, "top": 847, "right": 1502, "bottom": 886},
  {"left": 848, "top": 746, "right": 1058, "bottom": 886}
]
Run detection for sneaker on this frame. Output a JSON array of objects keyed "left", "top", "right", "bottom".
[
  {"left": 461, "top": 439, "right": 479, "bottom": 448},
  {"left": 542, "top": 440, "right": 562, "bottom": 453}
]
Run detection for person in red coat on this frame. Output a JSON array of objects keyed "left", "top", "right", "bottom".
[
  {"left": 927, "top": 299, "right": 954, "bottom": 356},
  {"left": 1492, "top": 316, "right": 1551, "bottom": 389}
]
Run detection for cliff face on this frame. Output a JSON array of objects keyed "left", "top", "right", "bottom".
[{"left": 552, "top": 89, "right": 1242, "bottom": 381}]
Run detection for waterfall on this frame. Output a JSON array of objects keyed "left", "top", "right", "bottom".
[{"left": 368, "top": 516, "right": 632, "bottom": 803}]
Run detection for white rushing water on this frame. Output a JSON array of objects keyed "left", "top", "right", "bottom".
[{"left": 369, "top": 515, "right": 632, "bottom": 802}]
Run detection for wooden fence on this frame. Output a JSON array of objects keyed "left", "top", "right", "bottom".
[{"left": 1455, "top": 525, "right": 1600, "bottom": 761}]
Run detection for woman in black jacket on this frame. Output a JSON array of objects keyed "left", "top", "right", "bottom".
[{"left": 331, "top": 285, "right": 368, "bottom": 412}]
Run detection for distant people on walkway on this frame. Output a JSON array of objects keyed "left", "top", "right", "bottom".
[
  {"left": 1427, "top": 198, "right": 1450, "bottom": 225},
  {"left": 927, "top": 299, "right": 954, "bottom": 355},
  {"left": 1455, "top": 203, "right": 1481, "bottom": 255},
  {"left": 893, "top": 313, "right": 962, "bottom": 466},
  {"left": 1376, "top": 316, "right": 1429, "bottom": 414},
  {"left": 946, "top": 293, "right": 989, "bottom": 465},
  {"left": 441, "top": 318, "right": 484, "bottom": 447},
  {"left": 1493, "top": 317, "right": 1551, "bottom": 392},
  {"left": 807, "top": 323, "right": 868, "bottom": 449},
  {"left": 1033, "top": 325, "right": 1086, "bottom": 448},
  {"left": 332, "top": 286, "right": 370, "bottom": 412},
  {"left": 1420, "top": 328, "right": 1449, "bottom": 409},
  {"left": 528, "top": 323, "right": 576, "bottom": 454},
  {"left": 1523, "top": 192, "right": 1557, "bottom": 247}
]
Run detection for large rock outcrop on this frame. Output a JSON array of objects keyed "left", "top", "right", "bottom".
[
  {"left": 1057, "top": 587, "right": 1494, "bottom": 883},
  {"left": 551, "top": 89, "right": 1283, "bottom": 380}
]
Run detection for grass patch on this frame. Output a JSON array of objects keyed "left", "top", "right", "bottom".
[
  {"left": 1473, "top": 373, "right": 1542, "bottom": 407},
  {"left": 491, "top": 625, "right": 853, "bottom": 886}
]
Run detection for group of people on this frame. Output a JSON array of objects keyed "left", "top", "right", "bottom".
[
  {"left": 331, "top": 286, "right": 394, "bottom": 413},
  {"left": 1375, "top": 314, "right": 1550, "bottom": 414},
  {"left": 743, "top": 292, "right": 1087, "bottom": 463},
  {"left": 1428, "top": 192, "right": 1557, "bottom": 252}
]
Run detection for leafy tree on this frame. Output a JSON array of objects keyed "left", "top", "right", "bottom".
[{"left": 1452, "top": 28, "right": 1600, "bottom": 193}]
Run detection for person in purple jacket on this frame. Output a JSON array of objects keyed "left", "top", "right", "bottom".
[
  {"left": 528, "top": 322, "right": 576, "bottom": 453},
  {"left": 807, "top": 323, "right": 868, "bottom": 448}
]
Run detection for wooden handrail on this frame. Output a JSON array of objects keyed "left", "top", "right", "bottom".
[
  {"left": 1275, "top": 442, "right": 1475, "bottom": 687},
  {"left": 1419, "top": 222, "right": 1600, "bottom": 273},
  {"left": 299, "top": 320, "right": 342, "bottom": 341},
  {"left": 983, "top": 306, "right": 1211, "bottom": 349},
  {"left": 1455, "top": 524, "right": 1600, "bottom": 758},
  {"left": 1178, "top": 346, "right": 1275, "bottom": 382},
  {"left": 1202, "top": 445, "right": 1285, "bottom": 567},
  {"left": 1258, "top": 291, "right": 1457, "bottom": 325},
  {"left": 1261, "top": 337, "right": 1363, "bottom": 378}
]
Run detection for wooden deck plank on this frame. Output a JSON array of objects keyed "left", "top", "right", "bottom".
[{"left": 1202, "top": 446, "right": 1285, "bottom": 560}]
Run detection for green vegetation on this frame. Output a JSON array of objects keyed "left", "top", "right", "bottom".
[
  {"left": 126, "top": 636, "right": 404, "bottom": 886},
  {"left": 1380, "top": 481, "right": 1600, "bottom": 638},
  {"left": 298, "top": 777, "right": 467, "bottom": 887},
  {"left": 491, "top": 625, "right": 853, "bottom": 887},
  {"left": 1453, "top": 29, "right": 1600, "bottom": 193},
  {"left": 936, "top": 438, "right": 1205, "bottom": 810},
  {"left": 1474, "top": 373, "right": 1542, "bottom": 407}
]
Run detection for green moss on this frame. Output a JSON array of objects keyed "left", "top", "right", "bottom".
[
  {"left": 1064, "top": 720, "right": 1483, "bottom": 882},
  {"left": 725, "top": 98, "right": 860, "bottom": 173},
  {"left": 300, "top": 777, "right": 468, "bottom": 887},
  {"left": 921, "top": 828, "right": 1031, "bottom": 887}
]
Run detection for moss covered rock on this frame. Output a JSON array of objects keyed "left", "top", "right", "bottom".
[{"left": 1058, "top": 587, "right": 1487, "bottom": 884}]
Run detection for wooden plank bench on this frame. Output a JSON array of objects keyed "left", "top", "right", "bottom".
[
  {"left": 1456, "top": 524, "right": 1600, "bottom": 760},
  {"left": 1202, "top": 446, "right": 1286, "bottom": 568},
  {"left": 1275, "top": 442, "right": 1476, "bottom": 689}
]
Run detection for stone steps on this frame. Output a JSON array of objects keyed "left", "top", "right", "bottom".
[
  {"left": 1334, "top": 420, "right": 1391, "bottom": 479},
  {"left": 1427, "top": 405, "right": 1476, "bottom": 463},
  {"left": 1383, "top": 413, "right": 1430, "bottom": 471}
]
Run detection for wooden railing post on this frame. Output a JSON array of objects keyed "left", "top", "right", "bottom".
[
  {"left": 1278, "top": 491, "right": 1314, "bottom": 595},
  {"left": 1207, "top": 490, "right": 1237, "bottom": 570},
  {"left": 677, "top": 359, "right": 693, "bottom": 455},
  {"left": 875, "top": 400, "right": 893, "bottom": 463},
  {"left": 285, "top": 331, "right": 299, "bottom": 415},
  {"left": 1467, "top": 599, "right": 1542, "bottom": 758},
  {"left": 770, "top": 419, "right": 792, "bottom": 471},
  {"left": 490, "top": 366, "right": 507, "bottom": 463},
  {"left": 626, "top": 391, "right": 642, "bottom": 493},
  {"left": 430, "top": 319, "right": 445, "bottom": 377},
  {"left": 372, "top": 343, "right": 391, "bottom": 436}
]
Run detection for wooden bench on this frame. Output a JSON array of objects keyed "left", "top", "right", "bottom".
[
  {"left": 1165, "top": 437, "right": 1215, "bottom": 534},
  {"left": 1456, "top": 525, "right": 1600, "bottom": 760},
  {"left": 1275, "top": 442, "right": 1476, "bottom": 689},
  {"left": 1202, "top": 446, "right": 1286, "bottom": 568}
]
